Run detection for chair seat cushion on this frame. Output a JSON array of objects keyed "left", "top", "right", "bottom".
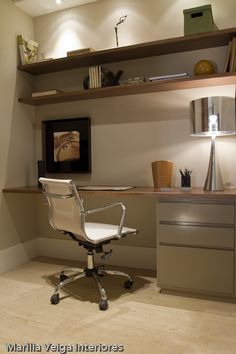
[{"left": 84, "top": 222, "right": 136, "bottom": 242}]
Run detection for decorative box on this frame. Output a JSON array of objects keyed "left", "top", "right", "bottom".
[{"left": 183, "top": 4, "right": 217, "bottom": 35}]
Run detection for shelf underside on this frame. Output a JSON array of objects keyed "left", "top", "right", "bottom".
[
  {"left": 18, "top": 73, "right": 236, "bottom": 106},
  {"left": 18, "top": 27, "right": 236, "bottom": 75}
]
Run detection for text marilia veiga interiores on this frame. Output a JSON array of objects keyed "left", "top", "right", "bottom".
[{"left": 5, "top": 342, "right": 125, "bottom": 353}]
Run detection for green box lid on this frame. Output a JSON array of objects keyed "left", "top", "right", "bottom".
[{"left": 183, "top": 4, "right": 212, "bottom": 14}]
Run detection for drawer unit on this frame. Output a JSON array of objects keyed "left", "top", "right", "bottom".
[
  {"left": 159, "top": 202, "right": 234, "bottom": 225},
  {"left": 157, "top": 200, "right": 235, "bottom": 299},
  {"left": 159, "top": 245, "right": 234, "bottom": 295},
  {"left": 159, "top": 224, "right": 234, "bottom": 249}
]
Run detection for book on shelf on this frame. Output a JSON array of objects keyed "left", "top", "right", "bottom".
[
  {"left": 32, "top": 89, "right": 63, "bottom": 97},
  {"left": 89, "top": 66, "right": 101, "bottom": 89},
  {"left": 223, "top": 40, "right": 232, "bottom": 72},
  {"left": 229, "top": 37, "right": 236, "bottom": 72},
  {"left": 149, "top": 72, "right": 190, "bottom": 81},
  {"left": 67, "top": 47, "right": 95, "bottom": 57},
  {"left": 224, "top": 36, "right": 236, "bottom": 73},
  {"left": 17, "top": 34, "right": 39, "bottom": 65}
]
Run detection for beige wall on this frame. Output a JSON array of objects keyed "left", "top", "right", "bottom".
[
  {"left": 33, "top": 0, "right": 236, "bottom": 188},
  {"left": 0, "top": 0, "right": 37, "bottom": 253},
  {"left": 34, "top": 0, "right": 236, "bottom": 58},
  {"left": 33, "top": 0, "right": 236, "bottom": 255}
]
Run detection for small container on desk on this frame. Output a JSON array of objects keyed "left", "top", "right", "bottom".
[
  {"left": 152, "top": 160, "right": 173, "bottom": 189},
  {"left": 180, "top": 168, "right": 192, "bottom": 191}
]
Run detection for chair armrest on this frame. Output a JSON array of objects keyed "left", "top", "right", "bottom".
[{"left": 84, "top": 203, "right": 126, "bottom": 236}]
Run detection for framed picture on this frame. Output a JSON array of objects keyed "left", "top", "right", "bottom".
[
  {"left": 42, "top": 117, "right": 91, "bottom": 173},
  {"left": 17, "top": 34, "right": 39, "bottom": 65}
]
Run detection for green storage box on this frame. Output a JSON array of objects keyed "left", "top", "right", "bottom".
[{"left": 183, "top": 4, "right": 217, "bottom": 35}]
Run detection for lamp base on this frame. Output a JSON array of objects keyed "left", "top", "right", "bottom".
[{"left": 204, "top": 137, "right": 224, "bottom": 191}]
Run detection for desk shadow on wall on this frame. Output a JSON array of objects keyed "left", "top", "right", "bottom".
[{"left": 2, "top": 194, "right": 37, "bottom": 248}]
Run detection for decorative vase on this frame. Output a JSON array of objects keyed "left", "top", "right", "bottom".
[
  {"left": 151, "top": 160, "right": 173, "bottom": 189},
  {"left": 194, "top": 60, "right": 215, "bottom": 76}
]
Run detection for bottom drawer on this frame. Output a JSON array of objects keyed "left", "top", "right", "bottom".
[{"left": 159, "top": 245, "right": 234, "bottom": 295}]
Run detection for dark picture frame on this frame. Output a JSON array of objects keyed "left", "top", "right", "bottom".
[{"left": 42, "top": 117, "right": 91, "bottom": 173}]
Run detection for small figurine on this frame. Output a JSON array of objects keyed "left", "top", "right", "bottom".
[{"left": 114, "top": 15, "right": 127, "bottom": 47}]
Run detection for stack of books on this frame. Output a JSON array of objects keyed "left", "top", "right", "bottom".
[
  {"left": 89, "top": 66, "right": 102, "bottom": 88},
  {"left": 32, "top": 89, "right": 63, "bottom": 97},
  {"left": 149, "top": 72, "right": 190, "bottom": 81},
  {"left": 224, "top": 36, "right": 236, "bottom": 73}
]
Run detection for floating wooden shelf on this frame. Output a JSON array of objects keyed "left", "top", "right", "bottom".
[
  {"left": 3, "top": 186, "right": 236, "bottom": 200},
  {"left": 18, "top": 73, "right": 236, "bottom": 106},
  {"left": 18, "top": 27, "right": 236, "bottom": 76},
  {"left": 18, "top": 27, "right": 236, "bottom": 106}
]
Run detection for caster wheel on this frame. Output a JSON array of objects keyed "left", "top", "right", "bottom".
[
  {"left": 124, "top": 279, "right": 133, "bottom": 289},
  {"left": 50, "top": 293, "right": 60, "bottom": 305},
  {"left": 60, "top": 273, "right": 68, "bottom": 282},
  {"left": 99, "top": 300, "right": 108, "bottom": 311}
]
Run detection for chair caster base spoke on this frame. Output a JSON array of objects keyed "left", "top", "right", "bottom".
[
  {"left": 60, "top": 273, "right": 68, "bottom": 282},
  {"left": 50, "top": 263, "right": 133, "bottom": 309}
]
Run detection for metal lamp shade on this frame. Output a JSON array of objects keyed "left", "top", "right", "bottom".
[
  {"left": 190, "top": 96, "right": 236, "bottom": 136},
  {"left": 190, "top": 96, "right": 236, "bottom": 191}
]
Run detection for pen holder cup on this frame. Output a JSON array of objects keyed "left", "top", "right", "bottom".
[
  {"left": 181, "top": 175, "right": 191, "bottom": 187},
  {"left": 152, "top": 160, "right": 173, "bottom": 189}
]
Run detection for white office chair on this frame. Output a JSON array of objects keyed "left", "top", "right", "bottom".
[{"left": 39, "top": 177, "right": 137, "bottom": 310}]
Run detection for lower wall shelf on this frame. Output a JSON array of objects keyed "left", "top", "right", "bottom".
[{"left": 18, "top": 73, "right": 236, "bottom": 106}]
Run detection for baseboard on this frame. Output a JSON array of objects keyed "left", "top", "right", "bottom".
[
  {"left": 38, "top": 237, "right": 156, "bottom": 270},
  {"left": 0, "top": 238, "right": 39, "bottom": 273}
]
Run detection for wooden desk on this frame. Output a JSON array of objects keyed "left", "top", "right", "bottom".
[
  {"left": 3, "top": 185, "right": 236, "bottom": 302},
  {"left": 3, "top": 185, "right": 236, "bottom": 200}
]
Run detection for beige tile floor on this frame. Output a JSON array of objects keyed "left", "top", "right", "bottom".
[{"left": 0, "top": 257, "right": 236, "bottom": 354}]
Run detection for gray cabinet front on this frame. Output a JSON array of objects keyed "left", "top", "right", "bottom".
[
  {"left": 158, "top": 200, "right": 235, "bottom": 299},
  {"left": 159, "top": 245, "right": 234, "bottom": 295}
]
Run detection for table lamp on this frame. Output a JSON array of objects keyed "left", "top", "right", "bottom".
[{"left": 190, "top": 96, "right": 236, "bottom": 191}]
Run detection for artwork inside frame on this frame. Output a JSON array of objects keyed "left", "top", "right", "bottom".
[
  {"left": 42, "top": 117, "right": 91, "bottom": 173},
  {"left": 17, "top": 34, "right": 39, "bottom": 65}
]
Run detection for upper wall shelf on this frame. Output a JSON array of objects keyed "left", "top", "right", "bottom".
[{"left": 18, "top": 27, "right": 236, "bottom": 75}]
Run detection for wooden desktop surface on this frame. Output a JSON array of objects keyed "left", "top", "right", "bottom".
[{"left": 3, "top": 185, "right": 236, "bottom": 200}]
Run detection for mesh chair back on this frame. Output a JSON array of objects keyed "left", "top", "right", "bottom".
[{"left": 39, "top": 178, "right": 86, "bottom": 239}]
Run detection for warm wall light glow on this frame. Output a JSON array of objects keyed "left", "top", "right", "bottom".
[
  {"left": 56, "top": 0, "right": 62, "bottom": 5},
  {"left": 54, "top": 26, "right": 82, "bottom": 57}
]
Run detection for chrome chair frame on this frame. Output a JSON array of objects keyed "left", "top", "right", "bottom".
[{"left": 40, "top": 178, "right": 137, "bottom": 310}]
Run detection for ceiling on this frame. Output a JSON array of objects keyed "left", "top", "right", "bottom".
[{"left": 13, "top": 0, "right": 102, "bottom": 17}]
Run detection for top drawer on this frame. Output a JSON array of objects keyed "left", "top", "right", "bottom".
[{"left": 159, "top": 202, "right": 234, "bottom": 225}]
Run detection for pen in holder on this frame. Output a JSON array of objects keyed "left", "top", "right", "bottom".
[{"left": 180, "top": 168, "right": 192, "bottom": 188}]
